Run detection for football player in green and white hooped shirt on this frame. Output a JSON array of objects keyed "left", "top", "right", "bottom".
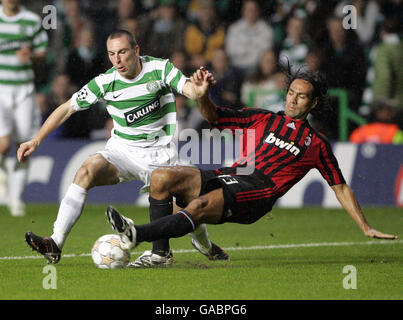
[
  {"left": 19, "top": 30, "right": 229, "bottom": 266},
  {"left": 0, "top": 0, "right": 48, "bottom": 216}
]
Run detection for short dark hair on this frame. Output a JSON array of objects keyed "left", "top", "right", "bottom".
[{"left": 107, "top": 29, "right": 137, "bottom": 48}]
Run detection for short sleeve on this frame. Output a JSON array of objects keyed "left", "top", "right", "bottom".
[
  {"left": 163, "top": 60, "right": 188, "bottom": 94},
  {"left": 316, "top": 139, "right": 346, "bottom": 186},
  {"left": 31, "top": 24, "right": 48, "bottom": 54},
  {"left": 70, "top": 77, "right": 104, "bottom": 111}
]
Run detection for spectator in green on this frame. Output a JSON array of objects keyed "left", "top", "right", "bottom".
[{"left": 372, "top": 18, "right": 403, "bottom": 110}]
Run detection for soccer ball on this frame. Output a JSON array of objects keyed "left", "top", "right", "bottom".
[{"left": 91, "top": 234, "right": 130, "bottom": 269}]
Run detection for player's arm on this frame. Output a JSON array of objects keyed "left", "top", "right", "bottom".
[
  {"left": 17, "top": 99, "right": 76, "bottom": 162},
  {"left": 190, "top": 67, "right": 219, "bottom": 124},
  {"left": 181, "top": 80, "right": 198, "bottom": 101},
  {"left": 331, "top": 183, "right": 398, "bottom": 240},
  {"left": 16, "top": 45, "right": 46, "bottom": 63},
  {"left": 182, "top": 68, "right": 217, "bottom": 101}
]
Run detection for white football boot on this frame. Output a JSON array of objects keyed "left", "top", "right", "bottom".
[
  {"left": 106, "top": 206, "right": 137, "bottom": 250},
  {"left": 127, "top": 250, "right": 174, "bottom": 268},
  {"left": 191, "top": 239, "right": 230, "bottom": 261}
]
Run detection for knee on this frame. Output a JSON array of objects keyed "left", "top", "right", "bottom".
[
  {"left": 74, "top": 155, "right": 119, "bottom": 189},
  {"left": 188, "top": 197, "right": 208, "bottom": 211},
  {"left": 74, "top": 165, "right": 93, "bottom": 187},
  {"left": 0, "top": 138, "right": 11, "bottom": 154},
  {"left": 150, "top": 168, "right": 176, "bottom": 195},
  {"left": 185, "top": 197, "right": 208, "bottom": 222},
  {"left": 74, "top": 159, "right": 102, "bottom": 189}
]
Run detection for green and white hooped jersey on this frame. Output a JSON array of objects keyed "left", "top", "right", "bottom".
[
  {"left": 71, "top": 56, "right": 187, "bottom": 147},
  {"left": 0, "top": 5, "right": 48, "bottom": 86}
]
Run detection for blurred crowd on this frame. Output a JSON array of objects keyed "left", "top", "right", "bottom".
[{"left": 26, "top": 0, "right": 403, "bottom": 141}]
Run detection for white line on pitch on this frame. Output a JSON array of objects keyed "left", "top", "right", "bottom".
[{"left": 1, "top": 239, "right": 402, "bottom": 261}]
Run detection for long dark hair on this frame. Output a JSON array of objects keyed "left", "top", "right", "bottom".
[{"left": 283, "top": 59, "right": 332, "bottom": 117}]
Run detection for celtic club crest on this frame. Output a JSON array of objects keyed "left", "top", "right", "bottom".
[{"left": 146, "top": 80, "right": 161, "bottom": 94}]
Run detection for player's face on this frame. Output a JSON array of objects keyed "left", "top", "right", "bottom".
[
  {"left": 2, "top": 0, "right": 20, "bottom": 12},
  {"left": 285, "top": 79, "right": 318, "bottom": 120},
  {"left": 107, "top": 36, "right": 140, "bottom": 79}
]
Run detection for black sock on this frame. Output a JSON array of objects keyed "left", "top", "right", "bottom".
[
  {"left": 136, "top": 210, "right": 195, "bottom": 243},
  {"left": 149, "top": 196, "right": 172, "bottom": 255}
]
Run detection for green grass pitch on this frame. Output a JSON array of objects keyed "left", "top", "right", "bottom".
[{"left": 0, "top": 204, "right": 402, "bottom": 300}]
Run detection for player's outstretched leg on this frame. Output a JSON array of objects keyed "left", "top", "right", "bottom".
[
  {"left": 106, "top": 205, "right": 174, "bottom": 267},
  {"left": 107, "top": 188, "right": 227, "bottom": 267},
  {"left": 106, "top": 205, "right": 138, "bottom": 250},
  {"left": 106, "top": 205, "right": 179, "bottom": 269},
  {"left": 25, "top": 231, "right": 61, "bottom": 264},
  {"left": 106, "top": 205, "right": 197, "bottom": 253}
]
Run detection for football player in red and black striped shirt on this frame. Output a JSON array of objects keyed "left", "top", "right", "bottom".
[{"left": 107, "top": 67, "right": 397, "bottom": 258}]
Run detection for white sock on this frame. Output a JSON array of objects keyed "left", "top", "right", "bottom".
[
  {"left": 9, "top": 160, "right": 28, "bottom": 202},
  {"left": 189, "top": 223, "right": 212, "bottom": 250},
  {"left": 51, "top": 184, "right": 88, "bottom": 249}
]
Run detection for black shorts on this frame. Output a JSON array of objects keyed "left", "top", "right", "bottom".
[{"left": 199, "top": 167, "right": 278, "bottom": 224}]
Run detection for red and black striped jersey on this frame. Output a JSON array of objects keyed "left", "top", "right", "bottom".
[{"left": 214, "top": 106, "right": 346, "bottom": 196}]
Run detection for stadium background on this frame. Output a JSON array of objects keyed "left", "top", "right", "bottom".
[{"left": 4, "top": 0, "right": 403, "bottom": 207}]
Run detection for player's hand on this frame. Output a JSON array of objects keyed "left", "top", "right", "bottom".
[
  {"left": 199, "top": 66, "right": 216, "bottom": 86},
  {"left": 364, "top": 228, "right": 398, "bottom": 240},
  {"left": 17, "top": 140, "right": 39, "bottom": 162},
  {"left": 16, "top": 44, "right": 32, "bottom": 63},
  {"left": 190, "top": 67, "right": 216, "bottom": 99}
]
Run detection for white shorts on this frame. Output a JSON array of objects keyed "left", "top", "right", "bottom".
[
  {"left": 97, "top": 136, "right": 178, "bottom": 193},
  {"left": 0, "top": 84, "right": 40, "bottom": 142}
]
